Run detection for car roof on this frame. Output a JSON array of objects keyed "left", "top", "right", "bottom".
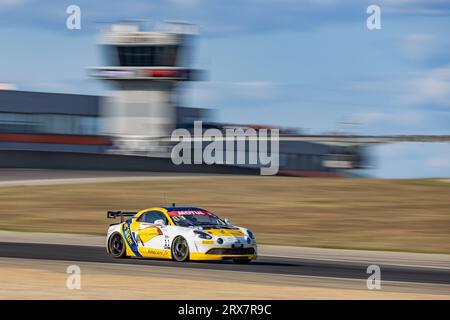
[
  {"left": 161, "top": 206, "right": 205, "bottom": 211},
  {"left": 135, "top": 206, "right": 210, "bottom": 220}
]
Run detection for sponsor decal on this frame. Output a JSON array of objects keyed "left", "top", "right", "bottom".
[
  {"left": 146, "top": 248, "right": 171, "bottom": 257},
  {"left": 203, "top": 229, "right": 244, "bottom": 237},
  {"left": 92, "top": 69, "right": 135, "bottom": 79},
  {"left": 122, "top": 222, "right": 142, "bottom": 257},
  {"left": 169, "top": 210, "right": 214, "bottom": 217}
]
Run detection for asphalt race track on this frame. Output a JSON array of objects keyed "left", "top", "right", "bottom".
[{"left": 1, "top": 242, "right": 449, "bottom": 285}]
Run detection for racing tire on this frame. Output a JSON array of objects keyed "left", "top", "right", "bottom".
[
  {"left": 233, "top": 258, "right": 252, "bottom": 264},
  {"left": 108, "top": 232, "right": 127, "bottom": 258},
  {"left": 171, "top": 236, "right": 190, "bottom": 262}
]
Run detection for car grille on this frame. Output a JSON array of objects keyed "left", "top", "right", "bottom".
[{"left": 206, "top": 248, "right": 256, "bottom": 255}]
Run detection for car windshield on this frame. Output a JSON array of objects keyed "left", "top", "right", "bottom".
[{"left": 171, "top": 213, "right": 227, "bottom": 227}]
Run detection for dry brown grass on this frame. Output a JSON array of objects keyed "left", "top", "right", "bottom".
[{"left": 0, "top": 177, "right": 449, "bottom": 253}]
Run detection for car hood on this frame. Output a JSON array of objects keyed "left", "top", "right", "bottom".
[{"left": 202, "top": 228, "right": 245, "bottom": 237}]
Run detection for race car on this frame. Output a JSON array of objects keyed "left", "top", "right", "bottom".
[{"left": 106, "top": 206, "right": 257, "bottom": 264}]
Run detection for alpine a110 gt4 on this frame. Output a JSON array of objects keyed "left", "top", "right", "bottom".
[{"left": 106, "top": 206, "right": 257, "bottom": 264}]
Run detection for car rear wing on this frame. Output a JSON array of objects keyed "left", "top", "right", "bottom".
[{"left": 107, "top": 211, "right": 137, "bottom": 222}]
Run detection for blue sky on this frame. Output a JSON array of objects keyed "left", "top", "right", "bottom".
[{"left": 0, "top": 0, "right": 449, "bottom": 178}]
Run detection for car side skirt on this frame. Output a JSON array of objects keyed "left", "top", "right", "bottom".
[{"left": 190, "top": 253, "right": 257, "bottom": 261}]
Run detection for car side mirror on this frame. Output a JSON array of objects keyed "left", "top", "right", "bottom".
[
  {"left": 154, "top": 219, "right": 166, "bottom": 227},
  {"left": 223, "top": 218, "right": 231, "bottom": 225}
]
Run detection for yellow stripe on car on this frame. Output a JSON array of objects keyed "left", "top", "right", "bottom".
[{"left": 203, "top": 229, "right": 245, "bottom": 237}]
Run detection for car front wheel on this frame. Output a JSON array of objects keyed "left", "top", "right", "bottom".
[{"left": 171, "top": 236, "right": 190, "bottom": 262}]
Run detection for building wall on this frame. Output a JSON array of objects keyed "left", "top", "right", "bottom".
[
  {"left": 0, "top": 150, "right": 259, "bottom": 175},
  {"left": 0, "top": 90, "right": 99, "bottom": 115},
  {"left": 0, "top": 90, "right": 101, "bottom": 135},
  {"left": 0, "top": 90, "right": 364, "bottom": 175},
  {"left": 181, "top": 139, "right": 337, "bottom": 172},
  {"left": 101, "top": 81, "right": 176, "bottom": 138}
]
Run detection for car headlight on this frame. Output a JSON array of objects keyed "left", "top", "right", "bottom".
[
  {"left": 194, "top": 230, "right": 212, "bottom": 240},
  {"left": 247, "top": 230, "right": 256, "bottom": 240}
]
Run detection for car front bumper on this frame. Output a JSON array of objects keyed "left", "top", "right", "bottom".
[{"left": 190, "top": 237, "right": 257, "bottom": 261}]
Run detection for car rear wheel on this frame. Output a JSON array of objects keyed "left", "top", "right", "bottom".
[
  {"left": 108, "top": 232, "right": 127, "bottom": 258},
  {"left": 171, "top": 236, "right": 190, "bottom": 262},
  {"left": 233, "top": 258, "right": 251, "bottom": 264}
]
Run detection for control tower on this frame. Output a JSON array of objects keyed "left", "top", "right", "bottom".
[{"left": 90, "top": 22, "right": 202, "bottom": 153}]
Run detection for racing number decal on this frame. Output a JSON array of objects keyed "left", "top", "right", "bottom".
[{"left": 164, "top": 235, "right": 170, "bottom": 249}]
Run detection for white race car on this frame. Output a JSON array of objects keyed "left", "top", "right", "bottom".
[{"left": 106, "top": 206, "right": 257, "bottom": 264}]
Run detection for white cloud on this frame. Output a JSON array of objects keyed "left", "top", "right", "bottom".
[
  {"left": 233, "top": 81, "right": 280, "bottom": 99},
  {"left": 183, "top": 81, "right": 282, "bottom": 108},
  {"left": 428, "top": 157, "right": 450, "bottom": 168},
  {"left": 403, "top": 65, "right": 450, "bottom": 107},
  {"left": 399, "top": 33, "right": 450, "bottom": 67},
  {"left": 377, "top": 143, "right": 416, "bottom": 158},
  {"left": 381, "top": 0, "right": 450, "bottom": 15},
  {"left": 367, "top": 142, "right": 450, "bottom": 178},
  {"left": 357, "top": 65, "right": 450, "bottom": 109},
  {"left": 1, "top": 0, "right": 448, "bottom": 35},
  {"left": 401, "top": 34, "right": 438, "bottom": 61},
  {"left": 350, "top": 112, "right": 386, "bottom": 124}
]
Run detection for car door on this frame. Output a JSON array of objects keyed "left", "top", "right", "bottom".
[{"left": 136, "top": 210, "right": 168, "bottom": 248}]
